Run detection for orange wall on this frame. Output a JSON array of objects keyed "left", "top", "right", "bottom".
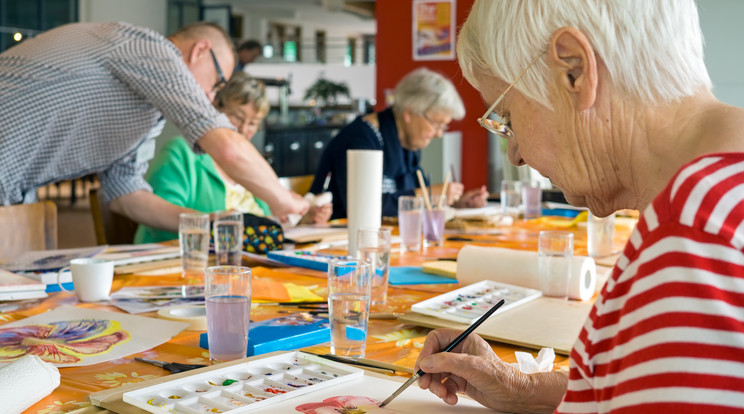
[{"left": 375, "top": 0, "right": 488, "bottom": 189}]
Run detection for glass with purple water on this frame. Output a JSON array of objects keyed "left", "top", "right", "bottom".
[
  {"left": 205, "top": 266, "right": 252, "bottom": 363},
  {"left": 398, "top": 196, "right": 423, "bottom": 252},
  {"left": 423, "top": 196, "right": 446, "bottom": 247}
]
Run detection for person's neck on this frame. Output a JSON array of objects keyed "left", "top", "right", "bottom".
[{"left": 613, "top": 90, "right": 742, "bottom": 211}]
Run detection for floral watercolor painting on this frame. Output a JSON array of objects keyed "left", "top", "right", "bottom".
[
  {"left": 295, "top": 396, "right": 395, "bottom": 414},
  {"left": 0, "top": 306, "right": 188, "bottom": 367}
]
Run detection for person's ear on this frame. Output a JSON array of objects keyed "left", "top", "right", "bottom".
[
  {"left": 187, "top": 39, "right": 212, "bottom": 65},
  {"left": 402, "top": 108, "right": 413, "bottom": 123},
  {"left": 548, "top": 27, "right": 598, "bottom": 110}
]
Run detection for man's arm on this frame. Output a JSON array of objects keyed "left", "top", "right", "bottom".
[
  {"left": 109, "top": 190, "right": 196, "bottom": 231},
  {"left": 197, "top": 128, "right": 308, "bottom": 219}
]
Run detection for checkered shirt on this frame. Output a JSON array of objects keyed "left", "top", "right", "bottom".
[{"left": 0, "top": 22, "right": 234, "bottom": 204}]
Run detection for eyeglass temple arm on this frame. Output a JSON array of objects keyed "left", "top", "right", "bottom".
[{"left": 483, "top": 50, "right": 546, "bottom": 117}]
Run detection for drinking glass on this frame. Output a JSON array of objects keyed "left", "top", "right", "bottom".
[
  {"left": 423, "top": 195, "right": 446, "bottom": 247},
  {"left": 538, "top": 231, "right": 574, "bottom": 299},
  {"left": 179, "top": 213, "right": 210, "bottom": 280},
  {"left": 501, "top": 180, "right": 522, "bottom": 219},
  {"left": 357, "top": 227, "right": 392, "bottom": 305},
  {"left": 522, "top": 182, "right": 543, "bottom": 219},
  {"left": 587, "top": 212, "right": 616, "bottom": 257},
  {"left": 214, "top": 211, "right": 244, "bottom": 266},
  {"left": 327, "top": 259, "right": 372, "bottom": 358},
  {"left": 205, "top": 265, "right": 252, "bottom": 363},
  {"left": 398, "top": 196, "right": 423, "bottom": 252}
]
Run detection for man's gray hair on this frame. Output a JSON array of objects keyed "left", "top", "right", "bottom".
[
  {"left": 393, "top": 68, "right": 466, "bottom": 120},
  {"left": 457, "top": 0, "right": 712, "bottom": 107}
]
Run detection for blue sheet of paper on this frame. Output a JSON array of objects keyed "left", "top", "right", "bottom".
[{"left": 388, "top": 266, "right": 457, "bottom": 285}]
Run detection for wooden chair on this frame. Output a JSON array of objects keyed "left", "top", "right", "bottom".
[
  {"left": 278, "top": 174, "right": 315, "bottom": 195},
  {"left": 0, "top": 201, "right": 57, "bottom": 260},
  {"left": 89, "top": 188, "right": 139, "bottom": 245}
]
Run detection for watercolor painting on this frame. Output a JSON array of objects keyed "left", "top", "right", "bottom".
[
  {"left": 296, "top": 396, "right": 393, "bottom": 414},
  {"left": 0, "top": 306, "right": 188, "bottom": 367},
  {"left": 0, "top": 318, "right": 130, "bottom": 364}
]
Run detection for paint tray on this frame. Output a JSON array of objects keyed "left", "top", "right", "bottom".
[
  {"left": 410, "top": 279, "right": 542, "bottom": 324},
  {"left": 122, "top": 351, "right": 363, "bottom": 413}
]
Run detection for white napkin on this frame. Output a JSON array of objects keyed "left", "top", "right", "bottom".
[
  {"left": 511, "top": 348, "right": 555, "bottom": 374},
  {"left": 0, "top": 355, "right": 60, "bottom": 414}
]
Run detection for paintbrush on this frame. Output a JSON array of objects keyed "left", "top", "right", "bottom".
[{"left": 378, "top": 299, "right": 506, "bottom": 408}]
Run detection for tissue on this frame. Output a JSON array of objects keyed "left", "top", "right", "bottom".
[
  {"left": 512, "top": 348, "right": 555, "bottom": 374},
  {"left": 0, "top": 355, "right": 60, "bottom": 414}
]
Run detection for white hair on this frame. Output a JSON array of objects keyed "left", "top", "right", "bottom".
[
  {"left": 393, "top": 68, "right": 466, "bottom": 120},
  {"left": 457, "top": 0, "right": 712, "bottom": 107}
]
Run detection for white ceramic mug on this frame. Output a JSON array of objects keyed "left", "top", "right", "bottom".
[{"left": 57, "top": 258, "right": 114, "bottom": 302}]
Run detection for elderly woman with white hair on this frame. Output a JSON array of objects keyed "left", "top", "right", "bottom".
[
  {"left": 309, "top": 67, "right": 489, "bottom": 219},
  {"left": 414, "top": 0, "right": 744, "bottom": 412}
]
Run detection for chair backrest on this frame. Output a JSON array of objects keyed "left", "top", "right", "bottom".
[
  {"left": 0, "top": 201, "right": 57, "bottom": 260},
  {"left": 89, "top": 188, "right": 139, "bottom": 245},
  {"left": 278, "top": 174, "right": 315, "bottom": 195}
]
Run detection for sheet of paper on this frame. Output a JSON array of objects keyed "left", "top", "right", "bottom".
[{"left": 0, "top": 306, "right": 187, "bottom": 366}]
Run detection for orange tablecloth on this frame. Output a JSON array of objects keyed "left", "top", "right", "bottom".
[{"left": 3, "top": 215, "right": 634, "bottom": 413}]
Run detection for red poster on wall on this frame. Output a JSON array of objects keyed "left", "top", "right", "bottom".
[{"left": 412, "top": 0, "right": 456, "bottom": 61}]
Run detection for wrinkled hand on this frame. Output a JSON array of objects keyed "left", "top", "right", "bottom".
[
  {"left": 445, "top": 182, "right": 465, "bottom": 206},
  {"left": 453, "top": 185, "right": 489, "bottom": 208},
  {"left": 300, "top": 203, "right": 333, "bottom": 224},
  {"left": 415, "top": 329, "right": 536, "bottom": 412}
]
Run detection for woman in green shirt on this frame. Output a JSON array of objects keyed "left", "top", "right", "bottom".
[{"left": 135, "top": 73, "right": 332, "bottom": 243}]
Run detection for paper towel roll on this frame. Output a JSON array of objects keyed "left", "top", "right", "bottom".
[
  {"left": 0, "top": 355, "right": 60, "bottom": 414},
  {"left": 347, "top": 150, "right": 383, "bottom": 256},
  {"left": 456, "top": 245, "right": 596, "bottom": 301}
]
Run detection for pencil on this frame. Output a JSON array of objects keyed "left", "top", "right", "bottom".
[{"left": 378, "top": 299, "right": 506, "bottom": 407}]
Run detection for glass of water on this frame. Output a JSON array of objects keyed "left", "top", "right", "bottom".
[
  {"left": 357, "top": 227, "right": 392, "bottom": 305},
  {"left": 214, "top": 211, "right": 244, "bottom": 266},
  {"left": 179, "top": 212, "right": 210, "bottom": 281},
  {"left": 501, "top": 180, "right": 523, "bottom": 219},
  {"left": 537, "top": 231, "right": 574, "bottom": 300},
  {"left": 398, "top": 196, "right": 423, "bottom": 252},
  {"left": 327, "top": 259, "right": 372, "bottom": 358}
]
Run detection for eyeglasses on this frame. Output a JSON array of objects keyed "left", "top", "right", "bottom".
[
  {"left": 477, "top": 50, "right": 546, "bottom": 139},
  {"left": 209, "top": 49, "right": 227, "bottom": 92},
  {"left": 422, "top": 112, "right": 450, "bottom": 134}
]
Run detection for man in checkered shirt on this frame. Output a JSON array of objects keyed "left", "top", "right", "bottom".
[{"left": 0, "top": 21, "right": 308, "bottom": 231}]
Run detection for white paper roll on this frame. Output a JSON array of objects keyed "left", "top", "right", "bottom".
[
  {"left": 456, "top": 245, "right": 596, "bottom": 301},
  {"left": 0, "top": 355, "right": 60, "bottom": 414},
  {"left": 347, "top": 150, "right": 383, "bottom": 256}
]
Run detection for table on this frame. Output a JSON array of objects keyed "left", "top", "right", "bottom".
[{"left": 4, "top": 214, "right": 635, "bottom": 413}]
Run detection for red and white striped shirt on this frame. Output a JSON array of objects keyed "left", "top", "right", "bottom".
[{"left": 558, "top": 153, "right": 744, "bottom": 413}]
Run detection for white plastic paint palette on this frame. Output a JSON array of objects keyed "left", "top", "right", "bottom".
[
  {"left": 411, "top": 280, "right": 542, "bottom": 324},
  {"left": 123, "top": 351, "right": 363, "bottom": 413}
]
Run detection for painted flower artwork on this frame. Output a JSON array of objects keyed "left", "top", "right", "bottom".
[
  {"left": 0, "top": 318, "right": 130, "bottom": 364},
  {"left": 295, "top": 396, "right": 397, "bottom": 414}
]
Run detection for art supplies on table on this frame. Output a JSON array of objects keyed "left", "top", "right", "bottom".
[
  {"left": 200, "top": 313, "right": 330, "bottom": 357},
  {"left": 410, "top": 280, "right": 541, "bottom": 324},
  {"left": 388, "top": 266, "right": 457, "bottom": 285},
  {"left": 0, "top": 269, "right": 47, "bottom": 301},
  {"left": 157, "top": 304, "right": 208, "bottom": 330},
  {"left": 266, "top": 251, "right": 353, "bottom": 272},
  {"left": 283, "top": 226, "right": 348, "bottom": 244},
  {"left": 122, "top": 351, "right": 362, "bottom": 414},
  {"left": 0, "top": 246, "right": 106, "bottom": 272},
  {"left": 93, "top": 244, "right": 181, "bottom": 267},
  {"left": 110, "top": 285, "right": 205, "bottom": 300}
]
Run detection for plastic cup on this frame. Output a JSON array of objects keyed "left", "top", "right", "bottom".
[
  {"left": 205, "top": 266, "right": 252, "bottom": 363},
  {"left": 398, "top": 196, "right": 423, "bottom": 252},
  {"left": 537, "top": 231, "right": 573, "bottom": 299},
  {"left": 357, "top": 227, "right": 392, "bottom": 305},
  {"left": 179, "top": 213, "right": 210, "bottom": 280},
  {"left": 214, "top": 211, "right": 244, "bottom": 266},
  {"left": 327, "top": 259, "right": 372, "bottom": 358}
]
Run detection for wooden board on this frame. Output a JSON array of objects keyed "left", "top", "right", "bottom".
[{"left": 399, "top": 296, "right": 593, "bottom": 355}]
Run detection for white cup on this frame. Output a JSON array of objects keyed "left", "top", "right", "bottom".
[{"left": 57, "top": 258, "right": 114, "bottom": 302}]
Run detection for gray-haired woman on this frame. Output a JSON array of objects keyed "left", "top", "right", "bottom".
[{"left": 310, "top": 67, "right": 488, "bottom": 219}]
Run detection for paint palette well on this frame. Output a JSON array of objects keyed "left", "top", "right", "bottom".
[
  {"left": 123, "top": 351, "right": 363, "bottom": 413},
  {"left": 411, "top": 280, "right": 542, "bottom": 324}
]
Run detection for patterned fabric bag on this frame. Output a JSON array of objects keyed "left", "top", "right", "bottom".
[{"left": 211, "top": 213, "right": 284, "bottom": 254}]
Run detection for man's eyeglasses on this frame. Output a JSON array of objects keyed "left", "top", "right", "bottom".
[
  {"left": 477, "top": 50, "right": 546, "bottom": 139},
  {"left": 209, "top": 49, "right": 227, "bottom": 92}
]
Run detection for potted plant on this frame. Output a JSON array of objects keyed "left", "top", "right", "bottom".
[{"left": 303, "top": 77, "right": 351, "bottom": 107}]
